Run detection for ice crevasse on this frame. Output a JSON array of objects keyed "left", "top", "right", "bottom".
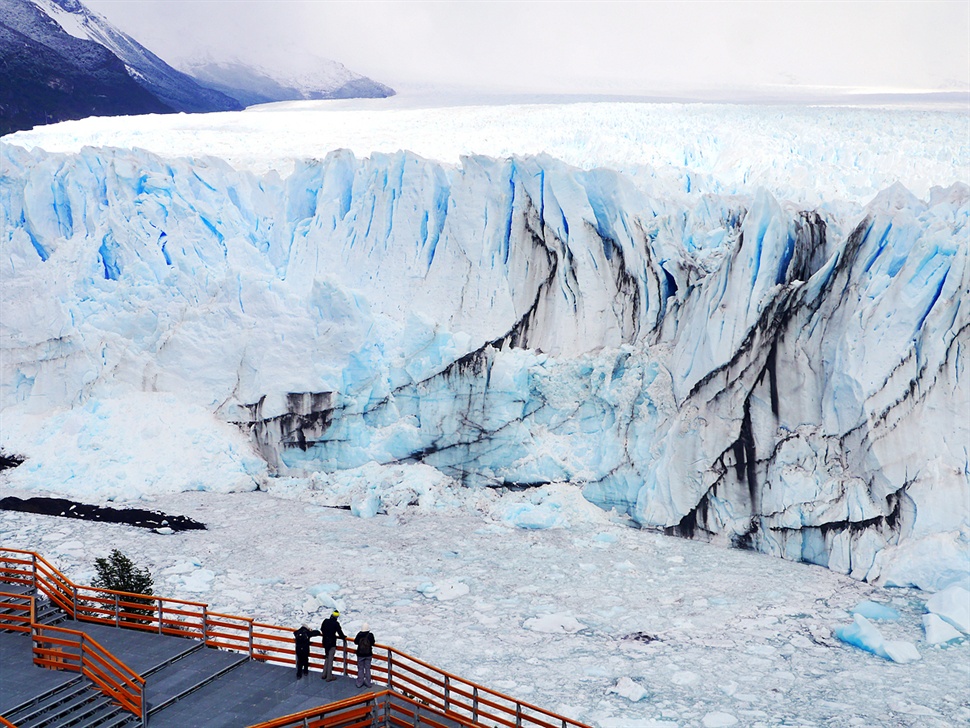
[{"left": 1, "top": 143, "right": 967, "bottom": 591}]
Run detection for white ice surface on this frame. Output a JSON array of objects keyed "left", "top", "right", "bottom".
[
  {"left": 5, "top": 98, "right": 967, "bottom": 207},
  {"left": 2, "top": 485, "right": 968, "bottom": 727}
]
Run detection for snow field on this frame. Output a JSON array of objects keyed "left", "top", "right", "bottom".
[{"left": 5, "top": 100, "right": 967, "bottom": 206}]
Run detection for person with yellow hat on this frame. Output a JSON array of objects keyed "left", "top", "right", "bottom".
[{"left": 320, "top": 609, "right": 346, "bottom": 681}]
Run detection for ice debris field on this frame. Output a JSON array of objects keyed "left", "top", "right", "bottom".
[{"left": 1, "top": 97, "right": 969, "bottom": 726}]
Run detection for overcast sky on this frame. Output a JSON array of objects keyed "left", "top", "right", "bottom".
[{"left": 84, "top": 0, "right": 970, "bottom": 96}]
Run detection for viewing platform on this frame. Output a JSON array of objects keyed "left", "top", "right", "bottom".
[{"left": 0, "top": 547, "right": 588, "bottom": 728}]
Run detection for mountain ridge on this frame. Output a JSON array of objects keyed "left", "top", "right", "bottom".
[{"left": 0, "top": 0, "right": 394, "bottom": 134}]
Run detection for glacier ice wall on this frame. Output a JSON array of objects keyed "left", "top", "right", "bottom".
[{"left": 1, "top": 142, "right": 967, "bottom": 588}]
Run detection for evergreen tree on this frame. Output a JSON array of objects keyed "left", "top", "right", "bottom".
[
  {"left": 92, "top": 550, "right": 154, "bottom": 619},
  {"left": 92, "top": 549, "right": 154, "bottom": 595}
]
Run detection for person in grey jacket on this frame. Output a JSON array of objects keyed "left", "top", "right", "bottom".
[
  {"left": 354, "top": 624, "right": 376, "bottom": 688},
  {"left": 320, "top": 610, "right": 346, "bottom": 681}
]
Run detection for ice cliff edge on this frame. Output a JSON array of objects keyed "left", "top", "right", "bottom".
[{"left": 1, "top": 143, "right": 967, "bottom": 591}]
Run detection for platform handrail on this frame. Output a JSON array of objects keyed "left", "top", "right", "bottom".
[
  {"left": 0, "top": 547, "right": 588, "bottom": 728},
  {"left": 32, "top": 622, "right": 146, "bottom": 722},
  {"left": 0, "top": 590, "right": 34, "bottom": 633},
  {"left": 248, "top": 689, "right": 479, "bottom": 728},
  {"left": 6, "top": 586, "right": 146, "bottom": 728}
]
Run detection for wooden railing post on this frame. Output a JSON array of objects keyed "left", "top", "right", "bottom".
[
  {"left": 202, "top": 606, "right": 208, "bottom": 643},
  {"left": 248, "top": 618, "right": 254, "bottom": 658},
  {"left": 342, "top": 639, "right": 348, "bottom": 675},
  {"left": 114, "top": 594, "right": 120, "bottom": 627},
  {"left": 516, "top": 702, "right": 523, "bottom": 728},
  {"left": 444, "top": 675, "right": 450, "bottom": 712},
  {"left": 157, "top": 599, "right": 163, "bottom": 634},
  {"left": 30, "top": 553, "right": 37, "bottom": 590},
  {"left": 472, "top": 686, "right": 479, "bottom": 722},
  {"left": 386, "top": 651, "right": 393, "bottom": 688},
  {"left": 72, "top": 584, "right": 78, "bottom": 619}
]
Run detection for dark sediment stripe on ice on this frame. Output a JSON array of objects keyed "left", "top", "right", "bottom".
[
  {"left": 0, "top": 496, "right": 206, "bottom": 531},
  {"left": 0, "top": 452, "right": 24, "bottom": 471}
]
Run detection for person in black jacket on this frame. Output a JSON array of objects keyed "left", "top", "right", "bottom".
[
  {"left": 293, "top": 624, "right": 321, "bottom": 678},
  {"left": 354, "top": 623, "right": 376, "bottom": 688},
  {"left": 320, "top": 609, "right": 346, "bottom": 681}
]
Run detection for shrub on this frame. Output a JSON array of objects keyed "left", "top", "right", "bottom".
[
  {"left": 92, "top": 549, "right": 154, "bottom": 594},
  {"left": 92, "top": 550, "right": 154, "bottom": 619}
]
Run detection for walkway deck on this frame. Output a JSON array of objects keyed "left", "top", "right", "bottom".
[
  {"left": 1, "top": 617, "right": 380, "bottom": 727},
  {"left": 0, "top": 631, "right": 77, "bottom": 714}
]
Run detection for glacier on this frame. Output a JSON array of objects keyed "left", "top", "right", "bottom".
[{"left": 1, "top": 102, "right": 967, "bottom": 593}]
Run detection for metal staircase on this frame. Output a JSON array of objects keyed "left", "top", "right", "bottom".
[{"left": 2, "top": 678, "right": 137, "bottom": 728}]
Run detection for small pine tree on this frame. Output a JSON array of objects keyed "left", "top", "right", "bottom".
[{"left": 92, "top": 549, "right": 154, "bottom": 595}]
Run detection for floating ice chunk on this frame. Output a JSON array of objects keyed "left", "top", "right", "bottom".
[
  {"left": 607, "top": 676, "right": 647, "bottom": 702},
  {"left": 922, "top": 613, "right": 963, "bottom": 645},
  {"left": 702, "top": 712, "right": 738, "bottom": 727},
  {"left": 155, "top": 527, "right": 174, "bottom": 535},
  {"left": 835, "top": 614, "right": 920, "bottom": 662},
  {"left": 671, "top": 670, "right": 699, "bottom": 685},
  {"left": 523, "top": 613, "right": 585, "bottom": 634},
  {"left": 835, "top": 614, "right": 886, "bottom": 656},
  {"left": 501, "top": 502, "right": 564, "bottom": 530},
  {"left": 597, "top": 719, "right": 677, "bottom": 728},
  {"left": 351, "top": 493, "right": 381, "bottom": 519},
  {"left": 882, "top": 641, "right": 921, "bottom": 663},
  {"left": 313, "top": 593, "right": 340, "bottom": 610},
  {"left": 309, "top": 583, "right": 341, "bottom": 596},
  {"left": 417, "top": 580, "right": 469, "bottom": 601},
  {"left": 162, "top": 561, "right": 197, "bottom": 576},
  {"left": 181, "top": 568, "right": 215, "bottom": 593},
  {"left": 850, "top": 600, "right": 901, "bottom": 621},
  {"left": 887, "top": 698, "right": 942, "bottom": 717},
  {"left": 925, "top": 585, "right": 970, "bottom": 633},
  {"left": 308, "top": 584, "right": 341, "bottom": 611}
]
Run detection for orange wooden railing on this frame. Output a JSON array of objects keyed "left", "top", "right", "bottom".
[
  {"left": 0, "top": 590, "right": 34, "bottom": 633},
  {"left": 250, "top": 689, "right": 473, "bottom": 728},
  {"left": 0, "top": 548, "right": 588, "bottom": 728},
  {"left": 32, "top": 623, "right": 146, "bottom": 722},
  {"left": 0, "top": 587, "right": 146, "bottom": 726}
]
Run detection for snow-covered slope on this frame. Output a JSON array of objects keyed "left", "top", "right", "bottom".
[
  {"left": 26, "top": 0, "right": 240, "bottom": 113},
  {"left": 0, "top": 0, "right": 171, "bottom": 134},
  {"left": 1, "top": 102, "right": 967, "bottom": 593},
  {"left": 180, "top": 55, "right": 394, "bottom": 107}
]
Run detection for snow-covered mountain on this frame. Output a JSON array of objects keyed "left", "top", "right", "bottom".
[
  {"left": 1, "top": 102, "right": 967, "bottom": 596},
  {"left": 23, "top": 0, "right": 240, "bottom": 113},
  {"left": 180, "top": 55, "right": 394, "bottom": 107},
  {"left": 0, "top": 0, "right": 173, "bottom": 134}
]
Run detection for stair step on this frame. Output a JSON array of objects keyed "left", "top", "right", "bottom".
[
  {"left": 94, "top": 711, "right": 140, "bottom": 728},
  {"left": 17, "top": 691, "right": 102, "bottom": 728},
  {"left": 6, "top": 681, "right": 92, "bottom": 724},
  {"left": 63, "top": 700, "right": 129, "bottom": 728},
  {"left": 2, "top": 676, "right": 84, "bottom": 721},
  {"left": 27, "top": 693, "right": 113, "bottom": 728}
]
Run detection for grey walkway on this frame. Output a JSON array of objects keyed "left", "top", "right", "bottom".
[
  {"left": 57, "top": 619, "right": 202, "bottom": 675},
  {"left": 0, "top": 631, "right": 77, "bottom": 714},
  {"left": 1, "top": 605, "right": 463, "bottom": 728},
  {"left": 146, "top": 660, "right": 371, "bottom": 728}
]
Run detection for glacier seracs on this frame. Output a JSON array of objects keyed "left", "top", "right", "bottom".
[{"left": 1, "top": 106, "right": 967, "bottom": 592}]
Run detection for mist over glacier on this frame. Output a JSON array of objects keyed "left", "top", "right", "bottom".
[{"left": 1, "top": 102, "right": 967, "bottom": 596}]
